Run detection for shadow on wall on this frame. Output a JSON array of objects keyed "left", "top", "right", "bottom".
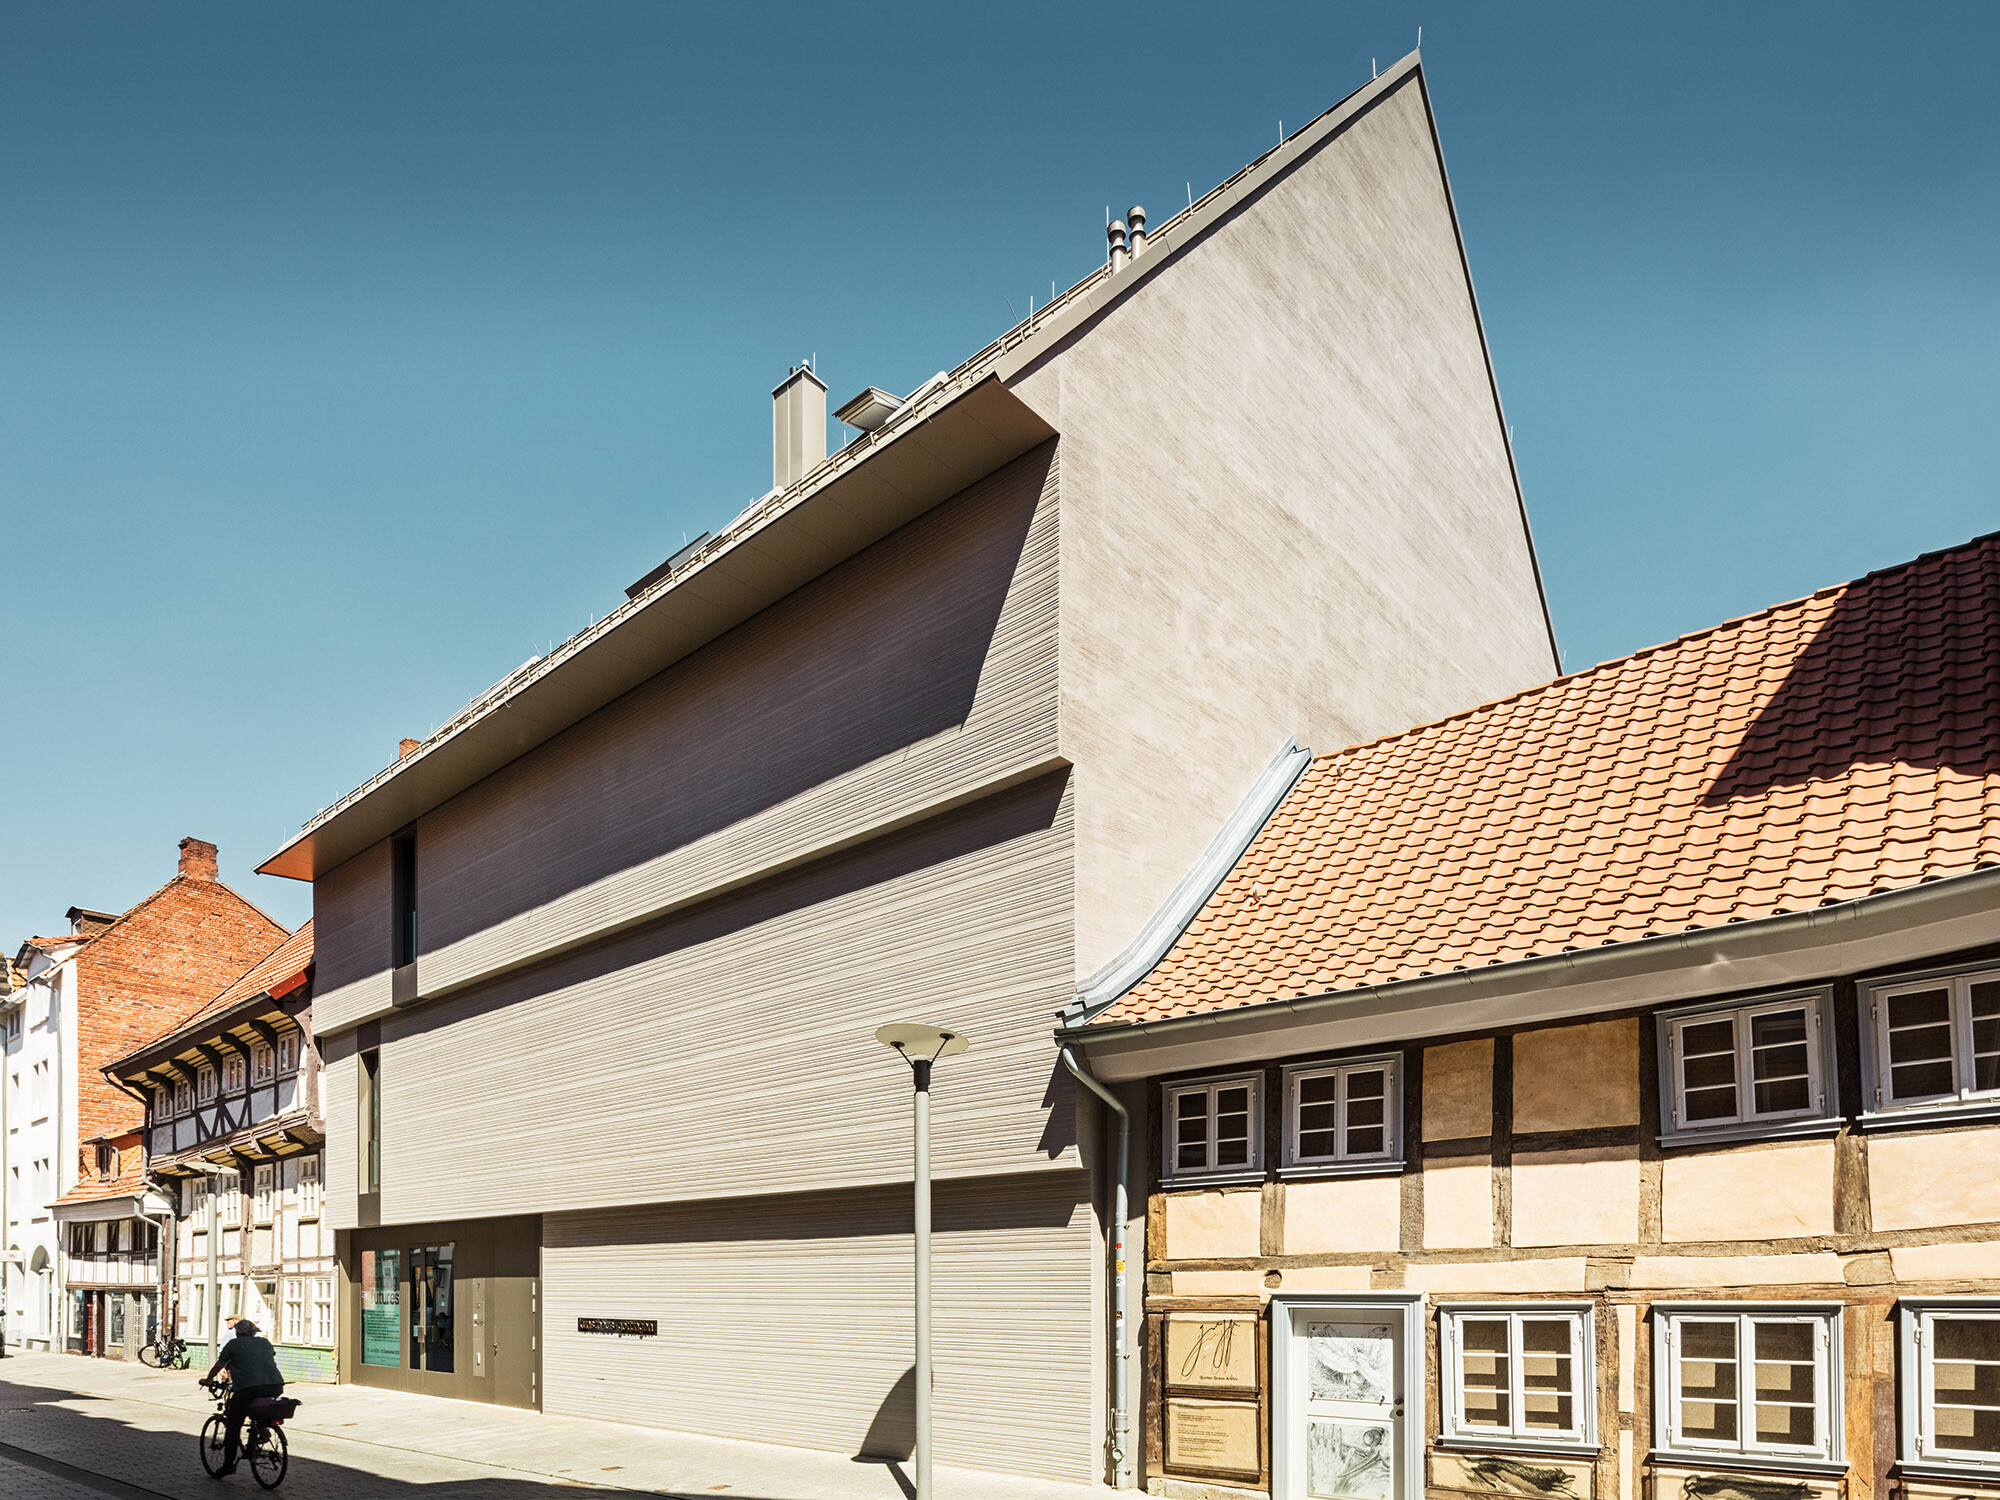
[
  {"left": 417, "top": 442, "right": 1056, "bottom": 948},
  {"left": 856, "top": 1364, "right": 917, "bottom": 1467},
  {"left": 1702, "top": 539, "right": 2000, "bottom": 805}
]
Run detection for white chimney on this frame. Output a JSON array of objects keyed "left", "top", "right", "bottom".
[
  {"left": 1107, "top": 218, "right": 1129, "bottom": 272},
  {"left": 772, "top": 364, "right": 827, "bottom": 490},
  {"left": 1127, "top": 205, "right": 1147, "bottom": 259}
]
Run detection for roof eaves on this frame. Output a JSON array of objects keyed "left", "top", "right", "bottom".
[
  {"left": 1060, "top": 737, "right": 1314, "bottom": 1028},
  {"left": 1069, "top": 860, "right": 2000, "bottom": 1049}
]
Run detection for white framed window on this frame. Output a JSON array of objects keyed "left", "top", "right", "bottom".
[
  {"left": 251, "top": 1045, "right": 275, "bottom": 1084},
  {"left": 223, "top": 1055, "right": 245, "bottom": 1093},
  {"left": 1900, "top": 1299, "right": 2000, "bottom": 1472},
  {"left": 277, "top": 1035, "right": 297, "bottom": 1074},
  {"left": 1865, "top": 967, "right": 2000, "bottom": 1116},
  {"left": 253, "top": 1163, "right": 275, "bottom": 1224},
  {"left": 1283, "top": 1054, "right": 1401, "bottom": 1170},
  {"left": 311, "top": 1278, "right": 334, "bottom": 1345},
  {"left": 1654, "top": 1304, "right": 1843, "bottom": 1467},
  {"left": 173, "top": 1078, "right": 193, "bottom": 1114},
  {"left": 1441, "top": 1303, "right": 1597, "bottom": 1453},
  {"left": 1162, "top": 1073, "right": 1262, "bottom": 1179},
  {"left": 197, "top": 1066, "right": 218, "bottom": 1103},
  {"left": 297, "top": 1156, "right": 321, "bottom": 1219},
  {"left": 1658, "top": 990, "right": 1833, "bottom": 1143},
  {"left": 282, "top": 1278, "right": 304, "bottom": 1342}
]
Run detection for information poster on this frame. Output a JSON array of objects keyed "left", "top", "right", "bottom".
[{"left": 361, "top": 1248, "right": 402, "bottom": 1367}]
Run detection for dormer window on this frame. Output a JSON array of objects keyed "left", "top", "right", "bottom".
[{"left": 97, "top": 1142, "right": 119, "bottom": 1181}]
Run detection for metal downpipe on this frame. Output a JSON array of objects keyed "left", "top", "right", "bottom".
[{"left": 1060, "top": 1046, "right": 1135, "bottom": 1489}]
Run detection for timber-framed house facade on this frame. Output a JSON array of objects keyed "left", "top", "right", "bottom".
[
  {"left": 1063, "top": 534, "right": 2000, "bottom": 1500},
  {"left": 106, "top": 923, "right": 335, "bottom": 1379}
]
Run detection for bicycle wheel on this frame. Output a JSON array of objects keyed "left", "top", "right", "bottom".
[
  {"left": 249, "top": 1425, "right": 288, "bottom": 1489},
  {"left": 137, "top": 1341, "right": 163, "bottom": 1369},
  {"left": 199, "top": 1415, "right": 230, "bottom": 1477}
]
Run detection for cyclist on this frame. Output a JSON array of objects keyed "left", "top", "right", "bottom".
[{"left": 202, "top": 1318, "right": 285, "bottom": 1477}]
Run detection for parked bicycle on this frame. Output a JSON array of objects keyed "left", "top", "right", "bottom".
[
  {"left": 139, "top": 1330, "right": 191, "bottom": 1369},
  {"left": 198, "top": 1377, "right": 296, "bottom": 1488}
]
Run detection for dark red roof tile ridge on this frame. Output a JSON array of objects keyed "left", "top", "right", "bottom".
[{"left": 1305, "top": 528, "right": 2000, "bottom": 775}]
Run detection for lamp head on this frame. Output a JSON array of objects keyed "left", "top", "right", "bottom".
[{"left": 874, "top": 1023, "right": 969, "bottom": 1060}]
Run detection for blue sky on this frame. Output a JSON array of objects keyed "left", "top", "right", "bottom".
[{"left": 3, "top": 2, "right": 1996, "bottom": 942}]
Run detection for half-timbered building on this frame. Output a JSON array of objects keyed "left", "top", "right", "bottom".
[
  {"left": 1060, "top": 533, "right": 2000, "bottom": 1500},
  {"left": 106, "top": 922, "right": 333, "bottom": 1378}
]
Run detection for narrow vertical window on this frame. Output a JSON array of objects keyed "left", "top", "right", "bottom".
[
  {"left": 392, "top": 831, "right": 418, "bottom": 969},
  {"left": 360, "top": 1049, "right": 381, "bottom": 1193}
]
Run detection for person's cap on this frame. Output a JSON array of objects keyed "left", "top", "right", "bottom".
[{"left": 233, "top": 1319, "right": 258, "bottom": 1336}]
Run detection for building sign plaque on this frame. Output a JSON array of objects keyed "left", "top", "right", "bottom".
[
  {"left": 1165, "top": 1397, "right": 1260, "bottom": 1476},
  {"left": 1165, "top": 1314, "right": 1259, "bottom": 1390},
  {"left": 577, "top": 1317, "right": 658, "bottom": 1337}
]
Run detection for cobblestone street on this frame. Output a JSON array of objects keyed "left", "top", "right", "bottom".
[{"left": 0, "top": 1353, "right": 1101, "bottom": 1500}]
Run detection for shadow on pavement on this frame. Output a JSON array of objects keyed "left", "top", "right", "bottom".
[{"left": 0, "top": 1371, "right": 806, "bottom": 1500}]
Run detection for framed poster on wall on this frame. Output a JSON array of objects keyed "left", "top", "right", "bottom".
[{"left": 361, "top": 1247, "right": 402, "bottom": 1367}]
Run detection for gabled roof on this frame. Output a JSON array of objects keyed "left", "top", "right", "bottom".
[
  {"left": 114, "top": 921, "right": 314, "bottom": 1071},
  {"left": 1084, "top": 531, "right": 2000, "bottom": 1029},
  {"left": 259, "top": 51, "right": 1450, "bottom": 884}
]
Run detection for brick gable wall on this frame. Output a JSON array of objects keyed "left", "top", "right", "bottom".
[{"left": 75, "top": 876, "right": 289, "bottom": 1141}]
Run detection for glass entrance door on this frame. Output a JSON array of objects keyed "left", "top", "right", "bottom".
[
  {"left": 1280, "top": 1306, "right": 1409, "bottom": 1500},
  {"left": 410, "top": 1243, "right": 455, "bottom": 1373}
]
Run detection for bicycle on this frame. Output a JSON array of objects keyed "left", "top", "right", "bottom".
[
  {"left": 198, "top": 1377, "right": 296, "bottom": 1488},
  {"left": 140, "top": 1331, "right": 191, "bottom": 1369}
]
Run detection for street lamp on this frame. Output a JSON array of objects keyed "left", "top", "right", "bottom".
[
  {"left": 874, "top": 1023, "right": 969, "bottom": 1500},
  {"left": 181, "top": 1160, "right": 239, "bottom": 1361}
]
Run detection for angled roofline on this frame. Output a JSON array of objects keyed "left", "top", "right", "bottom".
[
  {"left": 259, "top": 53, "right": 1471, "bottom": 884},
  {"left": 1061, "top": 738, "right": 1314, "bottom": 1028}
]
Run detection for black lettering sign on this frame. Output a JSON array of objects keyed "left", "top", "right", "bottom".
[{"left": 576, "top": 1317, "right": 657, "bottom": 1337}]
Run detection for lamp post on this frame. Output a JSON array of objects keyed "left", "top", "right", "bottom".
[
  {"left": 182, "top": 1160, "right": 238, "bottom": 1362},
  {"left": 874, "top": 1023, "right": 969, "bottom": 1500}
]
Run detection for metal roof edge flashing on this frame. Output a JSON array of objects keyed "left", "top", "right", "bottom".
[
  {"left": 1061, "top": 737, "right": 1313, "bottom": 1029},
  {"left": 1070, "top": 860, "right": 2000, "bottom": 1048}
]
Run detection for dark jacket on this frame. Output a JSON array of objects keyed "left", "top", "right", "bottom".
[{"left": 217, "top": 1335, "right": 284, "bottom": 1391}]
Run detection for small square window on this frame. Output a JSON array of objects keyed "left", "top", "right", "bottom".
[
  {"left": 1659, "top": 990, "right": 1833, "bottom": 1143},
  {"left": 1283, "top": 1055, "right": 1402, "bottom": 1170},
  {"left": 1901, "top": 1300, "right": 2000, "bottom": 1472},
  {"left": 1866, "top": 968, "right": 2000, "bottom": 1117},
  {"left": 1441, "top": 1304, "right": 1596, "bottom": 1452},
  {"left": 1162, "top": 1074, "right": 1262, "bottom": 1179},
  {"left": 1655, "top": 1305, "right": 1842, "bottom": 1466}
]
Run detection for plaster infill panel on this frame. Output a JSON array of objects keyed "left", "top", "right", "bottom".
[
  {"left": 1513, "top": 1018, "right": 1640, "bottom": 1134},
  {"left": 1511, "top": 1146, "right": 1640, "bottom": 1248},
  {"left": 1661, "top": 1141, "right": 1836, "bottom": 1243},
  {"left": 1870, "top": 1126, "right": 2000, "bottom": 1232},
  {"left": 1164, "top": 1188, "right": 1263, "bottom": 1261},
  {"left": 1283, "top": 1174, "right": 1401, "bottom": 1255},
  {"left": 1423, "top": 1038, "right": 1493, "bottom": 1142},
  {"left": 1423, "top": 1156, "right": 1494, "bottom": 1250}
]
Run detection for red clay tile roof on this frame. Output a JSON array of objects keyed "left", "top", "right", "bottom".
[
  {"left": 154, "top": 920, "right": 314, "bottom": 1041},
  {"left": 51, "top": 1141, "right": 147, "bottom": 1208},
  {"left": 1093, "top": 532, "right": 2000, "bottom": 1028}
]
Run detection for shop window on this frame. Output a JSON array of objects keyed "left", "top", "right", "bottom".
[
  {"left": 1658, "top": 990, "right": 1834, "bottom": 1144},
  {"left": 1865, "top": 967, "right": 2000, "bottom": 1117},
  {"left": 1655, "top": 1305, "right": 1842, "bottom": 1466},
  {"left": 1900, "top": 1300, "right": 2000, "bottom": 1471},
  {"left": 1283, "top": 1055, "right": 1401, "bottom": 1171},
  {"left": 1162, "top": 1074, "right": 1262, "bottom": 1179},
  {"left": 411, "top": 1243, "right": 456, "bottom": 1373},
  {"left": 1441, "top": 1304, "right": 1596, "bottom": 1453}
]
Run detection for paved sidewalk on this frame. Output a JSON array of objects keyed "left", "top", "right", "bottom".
[{"left": 0, "top": 1352, "right": 1109, "bottom": 1499}]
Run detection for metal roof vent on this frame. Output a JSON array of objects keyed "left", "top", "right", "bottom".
[{"left": 834, "top": 386, "right": 903, "bottom": 434}]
